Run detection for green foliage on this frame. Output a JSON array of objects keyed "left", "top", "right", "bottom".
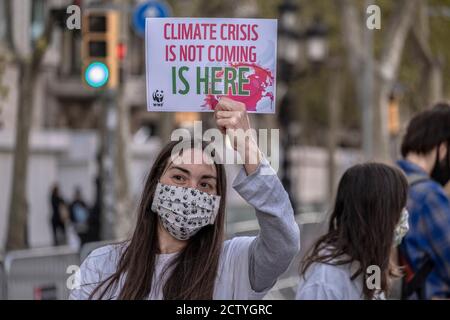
[{"left": 429, "top": 0, "right": 450, "bottom": 97}]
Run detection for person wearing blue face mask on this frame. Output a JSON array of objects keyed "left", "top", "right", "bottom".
[
  {"left": 69, "top": 97, "right": 300, "bottom": 300},
  {"left": 397, "top": 102, "right": 450, "bottom": 299}
]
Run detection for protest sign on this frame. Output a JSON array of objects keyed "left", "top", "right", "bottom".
[{"left": 145, "top": 18, "right": 277, "bottom": 113}]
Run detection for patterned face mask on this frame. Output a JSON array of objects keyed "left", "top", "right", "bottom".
[
  {"left": 151, "top": 182, "right": 221, "bottom": 241},
  {"left": 393, "top": 208, "right": 409, "bottom": 246}
]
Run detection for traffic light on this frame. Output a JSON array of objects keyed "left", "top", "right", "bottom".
[
  {"left": 82, "top": 9, "right": 119, "bottom": 89},
  {"left": 388, "top": 93, "right": 400, "bottom": 136}
]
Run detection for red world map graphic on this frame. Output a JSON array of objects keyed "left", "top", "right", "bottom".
[{"left": 204, "top": 63, "right": 274, "bottom": 112}]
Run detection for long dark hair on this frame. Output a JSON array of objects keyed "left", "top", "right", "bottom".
[
  {"left": 301, "top": 163, "right": 408, "bottom": 299},
  {"left": 90, "top": 139, "right": 227, "bottom": 299}
]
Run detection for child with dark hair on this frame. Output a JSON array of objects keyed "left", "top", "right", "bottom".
[{"left": 297, "top": 163, "right": 409, "bottom": 300}]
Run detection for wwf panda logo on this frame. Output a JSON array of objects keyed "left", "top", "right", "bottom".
[{"left": 152, "top": 90, "right": 164, "bottom": 106}]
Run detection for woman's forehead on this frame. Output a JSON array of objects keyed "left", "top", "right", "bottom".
[{"left": 167, "top": 148, "right": 217, "bottom": 175}]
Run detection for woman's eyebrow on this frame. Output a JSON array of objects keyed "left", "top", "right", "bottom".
[
  {"left": 167, "top": 165, "right": 217, "bottom": 180},
  {"left": 168, "top": 165, "right": 191, "bottom": 175},
  {"left": 201, "top": 174, "right": 217, "bottom": 180}
]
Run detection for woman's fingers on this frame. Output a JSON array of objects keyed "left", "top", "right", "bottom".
[
  {"left": 216, "top": 97, "right": 234, "bottom": 111},
  {"left": 214, "top": 97, "right": 261, "bottom": 171},
  {"left": 216, "top": 96, "right": 246, "bottom": 111},
  {"left": 215, "top": 118, "right": 227, "bottom": 134},
  {"left": 214, "top": 97, "right": 254, "bottom": 155},
  {"left": 216, "top": 118, "right": 234, "bottom": 130},
  {"left": 215, "top": 110, "right": 237, "bottom": 119},
  {"left": 214, "top": 108, "right": 249, "bottom": 132}
]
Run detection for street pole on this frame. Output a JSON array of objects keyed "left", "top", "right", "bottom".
[
  {"left": 113, "top": 2, "right": 133, "bottom": 240},
  {"left": 100, "top": 89, "right": 118, "bottom": 241}
]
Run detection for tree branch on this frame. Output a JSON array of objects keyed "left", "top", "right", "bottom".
[
  {"left": 338, "top": 0, "right": 365, "bottom": 75},
  {"left": 31, "top": 11, "right": 55, "bottom": 72},
  {"left": 410, "top": 24, "right": 434, "bottom": 67},
  {"left": 4, "top": 0, "right": 16, "bottom": 55},
  {"left": 378, "top": 0, "right": 420, "bottom": 82}
]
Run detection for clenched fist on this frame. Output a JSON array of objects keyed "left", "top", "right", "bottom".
[{"left": 214, "top": 97, "right": 261, "bottom": 175}]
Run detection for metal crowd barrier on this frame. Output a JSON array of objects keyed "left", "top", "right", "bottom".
[{"left": 4, "top": 246, "right": 80, "bottom": 300}]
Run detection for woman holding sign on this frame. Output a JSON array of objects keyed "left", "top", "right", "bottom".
[{"left": 69, "top": 97, "right": 300, "bottom": 300}]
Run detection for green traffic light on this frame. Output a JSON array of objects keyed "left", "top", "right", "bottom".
[{"left": 85, "top": 62, "right": 109, "bottom": 88}]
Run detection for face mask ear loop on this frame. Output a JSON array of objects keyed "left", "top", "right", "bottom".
[
  {"left": 446, "top": 141, "right": 450, "bottom": 168},
  {"left": 432, "top": 145, "right": 442, "bottom": 177},
  {"left": 437, "top": 141, "right": 450, "bottom": 172},
  {"left": 208, "top": 197, "right": 220, "bottom": 225},
  {"left": 437, "top": 141, "right": 450, "bottom": 167},
  {"left": 436, "top": 145, "right": 441, "bottom": 167},
  {"left": 209, "top": 209, "right": 217, "bottom": 225}
]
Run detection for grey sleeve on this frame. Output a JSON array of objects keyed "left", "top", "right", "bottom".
[{"left": 232, "top": 158, "right": 301, "bottom": 292}]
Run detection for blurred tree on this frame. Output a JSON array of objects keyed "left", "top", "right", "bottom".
[
  {"left": 400, "top": 0, "right": 449, "bottom": 113},
  {"left": 339, "top": 0, "right": 420, "bottom": 161},
  {"left": 255, "top": 0, "right": 449, "bottom": 153},
  {"left": 0, "top": 52, "right": 9, "bottom": 129},
  {"left": 4, "top": 1, "right": 55, "bottom": 250}
]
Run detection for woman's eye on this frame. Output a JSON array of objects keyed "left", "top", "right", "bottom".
[
  {"left": 173, "top": 175, "right": 185, "bottom": 182},
  {"left": 200, "top": 182, "right": 212, "bottom": 189}
]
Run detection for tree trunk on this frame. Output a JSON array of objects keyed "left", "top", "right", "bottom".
[
  {"left": 427, "top": 59, "right": 444, "bottom": 105},
  {"left": 6, "top": 61, "right": 36, "bottom": 250},
  {"left": 5, "top": 3, "right": 54, "bottom": 250},
  {"left": 339, "top": 0, "right": 374, "bottom": 159},
  {"left": 340, "top": 0, "right": 419, "bottom": 162},
  {"left": 373, "top": 82, "right": 392, "bottom": 162},
  {"left": 373, "top": 0, "right": 420, "bottom": 161}
]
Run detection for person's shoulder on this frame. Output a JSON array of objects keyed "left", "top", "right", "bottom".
[
  {"left": 83, "top": 243, "right": 127, "bottom": 271},
  {"left": 302, "top": 248, "right": 362, "bottom": 291},
  {"left": 410, "top": 179, "right": 450, "bottom": 210},
  {"left": 71, "top": 243, "right": 128, "bottom": 300},
  {"left": 406, "top": 178, "right": 445, "bottom": 208},
  {"left": 425, "top": 181, "right": 450, "bottom": 199},
  {"left": 299, "top": 261, "right": 363, "bottom": 299},
  {"left": 409, "top": 177, "right": 445, "bottom": 196},
  {"left": 305, "top": 260, "right": 353, "bottom": 282},
  {"left": 87, "top": 244, "right": 120, "bottom": 257}
]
